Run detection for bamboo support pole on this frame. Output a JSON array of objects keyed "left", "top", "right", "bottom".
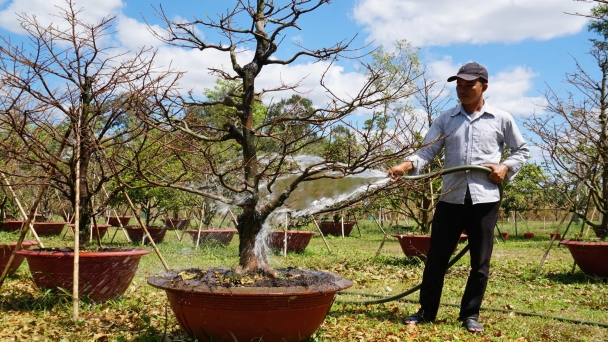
[
  {"left": 195, "top": 209, "right": 204, "bottom": 249},
  {"left": 0, "top": 174, "right": 44, "bottom": 247},
  {"left": 374, "top": 219, "right": 395, "bottom": 257},
  {"left": 121, "top": 189, "right": 170, "bottom": 271},
  {"left": 73, "top": 116, "right": 81, "bottom": 322},
  {"left": 311, "top": 216, "right": 332, "bottom": 254}
]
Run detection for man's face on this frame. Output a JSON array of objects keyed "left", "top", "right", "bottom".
[{"left": 455, "top": 78, "right": 487, "bottom": 106}]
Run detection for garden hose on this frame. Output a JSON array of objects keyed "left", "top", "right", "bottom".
[
  {"left": 337, "top": 164, "right": 492, "bottom": 305},
  {"left": 335, "top": 164, "right": 608, "bottom": 329}
]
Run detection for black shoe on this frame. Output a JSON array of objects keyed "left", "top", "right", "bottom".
[
  {"left": 461, "top": 315, "right": 484, "bottom": 333},
  {"left": 403, "top": 309, "right": 432, "bottom": 325}
]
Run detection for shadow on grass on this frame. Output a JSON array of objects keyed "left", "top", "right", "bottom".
[{"left": 544, "top": 270, "right": 608, "bottom": 284}]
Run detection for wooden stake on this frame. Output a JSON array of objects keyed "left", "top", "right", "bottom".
[
  {"left": 121, "top": 189, "right": 170, "bottom": 271},
  {"left": 195, "top": 209, "right": 204, "bottom": 249},
  {"left": 374, "top": 219, "right": 394, "bottom": 257},
  {"left": 311, "top": 216, "right": 332, "bottom": 254},
  {"left": 73, "top": 115, "right": 81, "bottom": 322},
  {"left": 0, "top": 173, "right": 44, "bottom": 247}
]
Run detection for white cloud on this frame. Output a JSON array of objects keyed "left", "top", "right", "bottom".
[
  {"left": 0, "top": 0, "right": 124, "bottom": 33},
  {"left": 353, "top": 0, "right": 594, "bottom": 47},
  {"left": 116, "top": 15, "right": 164, "bottom": 49}
]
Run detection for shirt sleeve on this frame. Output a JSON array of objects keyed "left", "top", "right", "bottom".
[
  {"left": 406, "top": 116, "right": 445, "bottom": 175},
  {"left": 502, "top": 116, "right": 529, "bottom": 181}
]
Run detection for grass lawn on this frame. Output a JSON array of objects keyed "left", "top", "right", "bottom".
[{"left": 0, "top": 218, "right": 607, "bottom": 341}]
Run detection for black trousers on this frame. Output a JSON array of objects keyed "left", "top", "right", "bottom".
[{"left": 418, "top": 195, "right": 500, "bottom": 320}]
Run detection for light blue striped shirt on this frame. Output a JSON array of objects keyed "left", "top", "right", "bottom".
[{"left": 407, "top": 103, "right": 529, "bottom": 204}]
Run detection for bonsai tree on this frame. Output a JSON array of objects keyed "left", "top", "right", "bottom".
[
  {"left": 136, "top": 1, "right": 422, "bottom": 275},
  {"left": 0, "top": 1, "right": 180, "bottom": 238},
  {"left": 526, "top": 2, "right": 608, "bottom": 239}
]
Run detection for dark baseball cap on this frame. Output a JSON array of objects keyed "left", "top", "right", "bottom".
[{"left": 447, "top": 62, "right": 488, "bottom": 83}]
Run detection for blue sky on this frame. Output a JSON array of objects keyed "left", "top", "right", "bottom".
[{"left": 0, "top": 0, "right": 600, "bottom": 160}]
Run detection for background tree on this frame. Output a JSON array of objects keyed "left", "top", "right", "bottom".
[
  {"left": 139, "top": 1, "right": 422, "bottom": 275},
  {"left": 0, "top": 1, "right": 180, "bottom": 238},
  {"left": 526, "top": 2, "right": 608, "bottom": 238}
]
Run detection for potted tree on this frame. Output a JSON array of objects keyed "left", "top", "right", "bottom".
[
  {"left": 526, "top": 3, "right": 608, "bottom": 278},
  {"left": 0, "top": 3, "right": 175, "bottom": 300},
  {"left": 140, "top": 2, "right": 422, "bottom": 341}
]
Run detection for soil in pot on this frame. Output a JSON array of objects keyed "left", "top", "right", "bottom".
[
  {"left": 318, "top": 221, "right": 355, "bottom": 237},
  {"left": 147, "top": 267, "right": 352, "bottom": 342},
  {"left": 266, "top": 230, "right": 316, "bottom": 253},
  {"left": 124, "top": 225, "right": 167, "bottom": 244},
  {"left": 32, "top": 222, "right": 67, "bottom": 236},
  {"left": 16, "top": 247, "right": 150, "bottom": 301},
  {"left": 107, "top": 215, "right": 132, "bottom": 227},
  {"left": 0, "top": 240, "right": 38, "bottom": 276},
  {"left": 185, "top": 229, "right": 237, "bottom": 246}
]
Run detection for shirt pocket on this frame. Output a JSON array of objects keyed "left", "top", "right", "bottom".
[{"left": 478, "top": 129, "right": 499, "bottom": 155}]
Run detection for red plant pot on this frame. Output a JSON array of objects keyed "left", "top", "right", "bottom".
[
  {"left": 147, "top": 269, "right": 352, "bottom": 342},
  {"left": 0, "top": 220, "right": 25, "bottom": 232},
  {"left": 501, "top": 232, "right": 509, "bottom": 239},
  {"left": 267, "top": 230, "right": 316, "bottom": 253},
  {"left": 560, "top": 240, "right": 608, "bottom": 278},
  {"left": 107, "top": 216, "right": 132, "bottom": 227},
  {"left": 68, "top": 224, "right": 111, "bottom": 239},
  {"left": 16, "top": 248, "right": 150, "bottom": 301},
  {"left": 524, "top": 233, "right": 534, "bottom": 239},
  {"left": 185, "top": 229, "right": 237, "bottom": 246},
  {"left": 162, "top": 218, "right": 192, "bottom": 230},
  {"left": 550, "top": 233, "right": 561, "bottom": 240},
  {"left": 392, "top": 234, "right": 431, "bottom": 260},
  {"left": 124, "top": 226, "right": 167, "bottom": 244},
  {"left": 32, "top": 222, "right": 67, "bottom": 236},
  {"left": 318, "top": 221, "right": 354, "bottom": 237},
  {"left": 0, "top": 240, "right": 38, "bottom": 276}
]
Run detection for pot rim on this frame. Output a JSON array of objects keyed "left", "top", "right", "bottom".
[
  {"left": 559, "top": 239, "right": 608, "bottom": 246},
  {"left": 184, "top": 228, "right": 238, "bottom": 233},
  {"left": 147, "top": 268, "right": 352, "bottom": 296},
  {"left": 15, "top": 248, "right": 151, "bottom": 257}
]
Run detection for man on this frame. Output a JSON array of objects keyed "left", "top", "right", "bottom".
[{"left": 387, "top": 62, "right": 529, "bottom": 333}]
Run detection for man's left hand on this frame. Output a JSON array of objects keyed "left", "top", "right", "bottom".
[{"left": 481, "top": 163, "right": 509, "bottom": 184}]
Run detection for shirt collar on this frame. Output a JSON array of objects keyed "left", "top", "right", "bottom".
[{"left": 451, "top": 102, "right": 496, "bottom": 117}]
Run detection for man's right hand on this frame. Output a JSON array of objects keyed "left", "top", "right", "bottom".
[{"left": 387, "top": 161, "right": 414, "bottom": 180}]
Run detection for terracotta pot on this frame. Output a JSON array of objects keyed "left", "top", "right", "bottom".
[
  {"left": 0, "top": 240, "right": 38, "bottom": 276},
  {"left": 392, "top": 234, "right": 466, "bottom": 261},
  {"left": 592, "top": 227, "right": 607, "bottom": 239},
  {"left": 124, "top": 226, "right": 167, "bottom": 244},
  {"left": 147, "top": 268, "right": 352, "bottom": 342},
  {"left": 501, "top": 232, "right": 509, "bottom": 239},
  {"left": 560, "top": 240, "right": 608, "bottom": 278},
  {"left": 318, "top": 221, "right": 354, "bottom": 237},
  {"left": 68, "top": 224, "right": 111, "bottom": 239},
  {"left": 107, "top": 216, "right": 132, "bottom": 227},
  {"left": 185, "top": 229, "right": 237, "bottom": 246},
  {"left": 523, "top": 232, "right": 534, "bottom": 239},
  {"left": 162, "top": 218, "right": 192, "bottom": 230},
  {"left": 16, "top": 248, "right": 150, "bottom": 301},
  {"left": 392, "top": 234, "right": 431, "bottom": 260},
  {"left": 32, "top": 222, "right": 67, "bottom": 236},
  {"left": 550, "top": 233, "right": 561, "bottom": 240},
  {"left": 267, "top": 230, "right": 316, "bottom": 253},
  {"left": 0, "top": 220, "right": 25, "bottom": 232}
]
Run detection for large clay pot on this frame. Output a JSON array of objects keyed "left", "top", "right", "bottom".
[
  {"left": 124, "top": 225, "right": 168, "bottom": 244},
  {"left": 392, "top": 234, "right": 431, "bottom": 260},
  {"left": 107, "top": 216, "right": 132, "bottom": 227},
  {"left": 318, "top": 221, "right": 354, "bottom": 237},
  {"left": 0, "top": 240, "right": 38, "bottom": 275},
  {"left": 16, "top": 248, "right": 150, "bottom": 301},
  {"left": 68, "top": 224, "right": 112, "bottom": 239},
  {"left": 267, "top": 230, "right": 316, "bottom": 253},
  {"left": 162, "top": 218, "right": 191, "bottom": 230},
  {"left": 0, "top": 220, "right": 25, "bottom": 232},
  {"left": 32, "top": 222, "right": 67, "bottom": 236},
  {"left": 392, "top": 234, "right": 467, "bottom": 261},
  {"left": 185, "top": 229, "right": 237, "bottom": 246},
  {"left": 523, "top": 232, "right": 534, "bottom": 239},
  {"left": 560, "top": 240, "right": 608, "bottom": 278},
  {"left": 147, "top": 268, "right": 352, "bottom": 342}
]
